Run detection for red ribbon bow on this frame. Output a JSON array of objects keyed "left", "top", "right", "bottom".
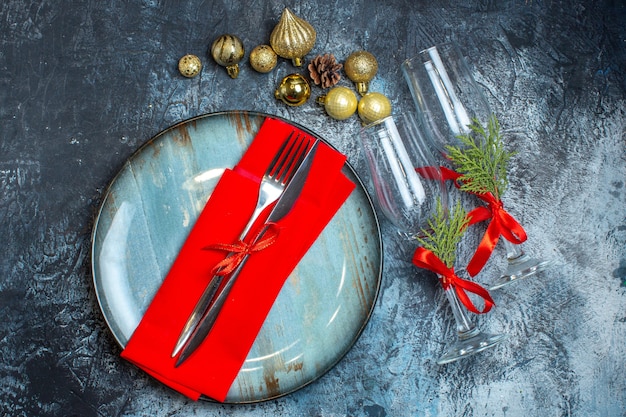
[
  {"left": 416, "top": 166, "right": 527, "bottom": 276},
  {"left": 412, "top": 247, "right": 494, "bottom": 314},
  {"left": 204, "top": 223, "right": 280, "bottom": 276},
  {"left": 465, "top": 191, "right": 527, "bottom": 276}
]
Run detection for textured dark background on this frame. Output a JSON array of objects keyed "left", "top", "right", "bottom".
[{"left": 1, "top": 1, "right": 625, "bottom": 416}]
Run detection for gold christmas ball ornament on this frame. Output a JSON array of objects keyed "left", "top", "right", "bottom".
[
  {"left": 274, "top": 73, "right": 311, "bottom": 106},
  {"left": 316, "top": 86, "right": 358, "bottom": 120},
  {"left": 358, "top": 92, "right": 392, "bottom": 124},
  {"left": 249, "top": 45, "right": 278, "bottom": 73},
  {"left": 344, "top": 51, "right": 378, "bottom": 95},
  {"left": 178, "top": 54, "right": 202, "bottom": 78},
  {"left": 210, "top": 34, "right": 245, "bottom": 78},
  {"left": 270, "top": 8, "right": 316, "bottom": 67}
]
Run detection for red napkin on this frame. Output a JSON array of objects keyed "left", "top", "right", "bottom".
[{"left": 121, "top": 118, "right": 355, "bottom": 402}]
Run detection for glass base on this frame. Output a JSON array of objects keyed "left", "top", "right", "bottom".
[
  {"left": 490, "top": 253, "right": 554, "bottom": 291},
  {"left": 437, "top": 327, "right": 506, "bottom": 365}
]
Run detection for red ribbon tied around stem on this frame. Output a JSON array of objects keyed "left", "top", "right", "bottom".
[
  {"left": 204, "top": 223, "right": 280, "bottom": 276},
  {"left": 416, "top": 166, "right": 527, "bottom": 277},
  {"left": 412, "top": 247, "right": 494, "bottom": 314},
  {"left": 465, "top": 191, "right": 527, "bottom": 276}
]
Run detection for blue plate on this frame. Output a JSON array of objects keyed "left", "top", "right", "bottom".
[{"left": 91, "top": 111, "right": 382, "bottom": 403}]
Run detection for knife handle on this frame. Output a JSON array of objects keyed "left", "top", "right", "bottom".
[
  {"left": 173, "top": 228, "right": 260, "bottom": 367},
  {"left": 170, "top": 274, "right": 223, "bottom": 358}
]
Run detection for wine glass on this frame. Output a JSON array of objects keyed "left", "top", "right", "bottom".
[
  {"left": 437, "top": 266, "right": 506, "bottom": 365},
  {"left": 358, "top": 112, "right": 446, "bottom": 236},
  {"left": 491, "top": 240, "right": 554, "bottom": 290},
  {"left": 357, "top": 112, "right": 505, "bottom": 364},
  {"left": 401, "top": 41, "right": 553, "bottom": 290},
  {"left": 402, "top": 41, "right": 491, "bottom": 156}
]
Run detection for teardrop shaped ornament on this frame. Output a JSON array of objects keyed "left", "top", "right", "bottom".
[{"left": 270, "top": 8, "right": 316, "bottom": 67}]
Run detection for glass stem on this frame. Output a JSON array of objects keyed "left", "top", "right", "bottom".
[
  {"left": 502, "top": 238, "right": 523, "bottom": 261},
  {"left": 442, "top": 284, "right": 478, "bottom": 340}
]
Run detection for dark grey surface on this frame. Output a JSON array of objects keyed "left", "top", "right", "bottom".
[{"left": 1, "top": 1, "right": 625, "bottom": 416}]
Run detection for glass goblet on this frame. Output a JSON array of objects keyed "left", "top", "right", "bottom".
[
  {"left": 437, "top": 269, "right": 506, "bottom": 365},
  {"left": 358, "top": 112, "right": 446, "bottom": 235},
  {"left": 490, "top": 240, "right": 554, "bottom": 290},
  {"left": 357, "top": 112, "right": 505, "bottom": 364},
  {"left": 402, "top": 42, "right": 553, "bottom": 289},
  {"left": 401, "top": 41, "right": 491, "bottom": 156}
]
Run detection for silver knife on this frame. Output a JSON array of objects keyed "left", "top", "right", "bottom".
[{"left": 174, "top": 140, "right": 319, "bottom": 367}]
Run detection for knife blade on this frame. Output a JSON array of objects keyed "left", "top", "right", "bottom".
[{"left": 174, "top": 140, "right": 319, "bottom": 367}]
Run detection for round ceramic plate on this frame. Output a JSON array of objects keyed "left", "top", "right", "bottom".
[{"left": 91, "top": 111, "right": 382, "bottom": 403}]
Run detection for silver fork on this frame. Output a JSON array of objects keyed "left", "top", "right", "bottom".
[
  {"left": 171, "top": 132, "right": 310, "bottom": 358},
  {"left": 238, "top": 132, "right": 307, "bottom": 239}
]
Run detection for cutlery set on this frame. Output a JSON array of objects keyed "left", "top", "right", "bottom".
[{"left": 172, "top": 132, "right": 318, "bottom": 366}]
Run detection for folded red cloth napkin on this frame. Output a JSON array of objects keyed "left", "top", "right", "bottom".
[{"left": 121, "top": 117, "right": 355, "bottom": 402}]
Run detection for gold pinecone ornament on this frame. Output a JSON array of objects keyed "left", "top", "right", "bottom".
[
  {"left": 308, "top": 54, "right": 342, "bottom": 88},
  {"left": 270, "top": 8, "right": 316, "bottom": 67}
]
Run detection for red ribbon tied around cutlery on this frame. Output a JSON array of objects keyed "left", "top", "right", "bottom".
[
  {"left": 204, "top": 223, "right": 280, "bottom": 276},
  {"left": 416, "top": 166, "right": 527, "bottom": 277},
  {"left": 412, "top": 247, "right": 494, "bottom": 314},
  {"left": 120, "top": 117, "right": 355, "bottom": 402}
]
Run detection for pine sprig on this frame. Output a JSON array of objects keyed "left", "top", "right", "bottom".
[
  {"left": 416, "top": 200, "right": 470, "bottom": 268},
  {"left": 445, "top": 115, "right": 515, "bottom": 200}
]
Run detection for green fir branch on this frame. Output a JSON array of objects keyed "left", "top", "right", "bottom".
[
  {"left": 416, "top": 200, "right": 470, "bottom": 268},
  {"left": 445, "top": 115, "right": 515, "bottom": 200}
]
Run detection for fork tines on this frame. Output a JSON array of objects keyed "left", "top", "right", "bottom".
[{"left": 271, "top": 132, "right": 312, "bottom": 185}]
